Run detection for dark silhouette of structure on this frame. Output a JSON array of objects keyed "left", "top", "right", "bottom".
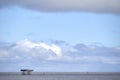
[{"left": 20, "top": 69, "right": 33, "bottom": 75}]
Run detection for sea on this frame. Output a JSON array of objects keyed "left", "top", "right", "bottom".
[{"left": 0, "top": 72, "right": 120, "bottom": 80}]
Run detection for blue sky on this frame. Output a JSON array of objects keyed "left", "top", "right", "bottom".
[
  {"left": 0, "top": 0, "right": 120, "bottom": 72},
  {"left": 0, "top": 6, "right": 120, "bottom": 47}
]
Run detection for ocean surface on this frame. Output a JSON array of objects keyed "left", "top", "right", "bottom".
[{"left": 0, "top": 72, "right": 120, "bottom": 80}]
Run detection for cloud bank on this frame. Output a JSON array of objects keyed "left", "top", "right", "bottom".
[
  {"left": 0, "top": 39, "right": 120, "bottom": 71},
  {"left": 0, "top": 0, "right": 120, "bottom": 14}
]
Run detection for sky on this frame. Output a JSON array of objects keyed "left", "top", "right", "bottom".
[{"left": 0, "top": 0, "right": 120, "bottom": 72}]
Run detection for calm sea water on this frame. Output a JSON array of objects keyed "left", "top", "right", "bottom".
[{"left": 0, "top": 72, "right": 120, "bottom": 80}]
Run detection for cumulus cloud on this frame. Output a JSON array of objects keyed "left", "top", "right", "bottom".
[
  {"left": 0, "top": 39, "right": 120, "bottom": 71},
  {"left": 0, "top": 39, "right": 120, "bottom": 63},
  {"left": 0, "top": 0, "right": 120, "bottom": 14}
]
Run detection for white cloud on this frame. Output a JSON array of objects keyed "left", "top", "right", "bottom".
[
  {"left": 0, "top": 0, "right": 120, "bottom": 14},
  {"left": 0, "top": 39, "right": 120, "bottom": 64},
  {"left": 15, "top": 39, "right": 62, "bottom": 57},
  {"left": 0, "top": 39, "right": 120, "bottom": 71}
]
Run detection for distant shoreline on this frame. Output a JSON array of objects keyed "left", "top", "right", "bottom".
[
  {"left": 0, "top": 72, "right": 120, "bottom": 75},
  {"left": 0, "top": 72, "right": 120, "bottom": 80}
]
